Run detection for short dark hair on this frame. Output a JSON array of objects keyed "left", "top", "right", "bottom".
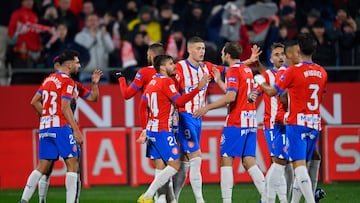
[
  {"left": 270, "top": 42, "right": 285, "bottom": 52},
  {"left": 223, "top": 42, "right": 242, "bottom": 59},
  {"left": 187, "top": 36, "right": 204, "bottom": 46},
  {"left": 297, "top": 33, "right": 317, "bottom": 56},
  {"left": 153, "top": 55, "right": 173, "bottom": 73},
  {"left": 57, "top": 50, "right": 79, "bottom": 65},
  {"left": 284, "top": 40, "right": 299, "bottom": 55},
  {"left": 148, "top": 43, "right": 165, "bottom": 55}
]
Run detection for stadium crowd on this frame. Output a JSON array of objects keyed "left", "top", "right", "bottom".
[{"left": 0, "top": 0, "right": 359, "bottom": 85}]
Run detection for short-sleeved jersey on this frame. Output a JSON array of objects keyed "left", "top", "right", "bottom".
[
  {"left": 131, "top": 66, "right": 157, "bottom": 92},
  {"left": 275, "top": 62, "right": 327, "bottom": 130},
  {"left": 176, "top": 60, "right": 224, "bottom": 114},
  {"left": 74, "top": 81, "right": 91, "bottom": 99},
  {"left": 261, "top": 66, "right": 287, "bottom": 129},
  {"left": 37, "top": 72, "right": 75, "bottom": 129},
  {"left": 225, "top": 63, "right": 257, "bottom": 128},
  {"left": 142, "top": 75, "right": 181, "bottom": 132}
]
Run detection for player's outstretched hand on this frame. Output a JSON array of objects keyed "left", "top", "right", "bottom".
[
  {"left": 136, "top": 129, "right": 147, "bottom": 144},
  {"left": 254, "top": 74, "right": 266, "bottom": 85},
  {"left": 91, "top": 69, "right": 103, "bottom": 84},
  {"left": 193, "top": 106, "right": 208, "bottom": 118},
  {"left": 198, "top": 73, "right": 209, "bottom": 90},
  {"left": 212, "top": 67, "right": 221, "bottom": 83}
]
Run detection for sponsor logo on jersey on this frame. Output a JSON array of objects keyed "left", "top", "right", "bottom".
[{"left": 67, "top": 85, "right": 74, "bottom": 94}]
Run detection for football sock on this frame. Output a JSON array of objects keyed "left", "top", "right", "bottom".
[
  {"left": 166, "top": 177, "right": 176, "bottom": 203},
  {"left": 21, "top": 170, "right": 42, "bottom": 201},
  {"left": 65, "top": 172, "right": 78, "bottom": 203},
  {"left": 290, "top": 178, "right": 302, "bottom": 203},
  {"left": 190, "top": 157, "right": 204, "bottom": 203},
  {"left": 144, "top": 166, "right": 177, "bottom": 199},
  {"left": 294, "top": 166, "right": 315, "bottom": 203},
  {"left": 308, "top": 160, "right": 320, "bottom": 194},
  {"left": 273, "top": 163, "right": 287, "bottom": 203},
  {"left": 265, "top": 164, "right": 276, "bottom": 203},
  {"left": 173, "top": 161, "right": 190, "bottom": 200},
  {"left": 220, "top": 166, "right": 233, "bottom": 203},
  {"left": 155, "top": 169, "right": 167, "bottom": 203},
  {"left": 285, "top": 163, "right": 294, "bottom": 202},
  {"left": 248, "top": 165, "right": 265, "bottom": 202},
  {"left": 38, "top": 175, "right": 50, "bottom": 203}
]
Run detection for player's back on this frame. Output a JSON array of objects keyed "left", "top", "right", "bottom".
[
  {"left": 39, "top": 72, "right": 75, "bottom": 129},
  {"left": 225, "top": 63, "right": 256, "bottom": 128},
  {"left": 285, "top": 62, "right": 327, "bottom": 129},
  {"left": 143, "top": 76, "right": 177, "bottom": 132},
  {"left": 262, "top": 68, "right": 279, "bottom": 128}
]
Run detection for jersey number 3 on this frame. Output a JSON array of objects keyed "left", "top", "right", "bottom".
[{"left": 307, "top": 84, "right": 319, "bottom": 111}]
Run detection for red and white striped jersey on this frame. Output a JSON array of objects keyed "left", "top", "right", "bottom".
[
  {"left": 37, "top": 72, "right": 75, "bottom": 130},
  {"left": 261, "top": 67, "right": 287, "bottom": 129},
  {"left": 275, "top": 62, "right": 327, "bottom": 130},
  {"left": 142, "top": 75, "right": 180, "bottom": 132},
  {"left": 225, "top": 63, "right": 257, "bottom": 128},
  {"left": 176, "top": 60, "right": 219, "bottom": 114}
]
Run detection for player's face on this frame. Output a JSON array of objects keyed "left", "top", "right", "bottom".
[
  {"left": 221, "top": 48, "right": 229, "bottom": 66},
  {"left": 188, "top": 42, "right": 205, "bottom": 63},
  {"left": 270, "top": 47, "right": 285, "bottom": 69},
  {"left": 164, "top": 59, "right": 176, "bottom": 77},
  {"left": 71, "top": 56, "right": 81, "bottom": 74},
  {"left": 285, "top": 45, "right": 301, "bottom": 66}
]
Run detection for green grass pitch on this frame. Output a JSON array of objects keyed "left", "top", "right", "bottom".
[{"left": 1, "top": 182, "right": 359, "bottom": 202}]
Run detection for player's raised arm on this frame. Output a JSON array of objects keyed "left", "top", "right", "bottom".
[{"left": 86, "top": 69, "right": 103, "bottom": 102}]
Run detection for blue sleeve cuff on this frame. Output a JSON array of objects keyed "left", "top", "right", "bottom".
[
  {"left": 37, "top": 90, "right": 42, "bottom": 95},
  {"left": 273, "top": 84, "right": 284, "bottom": 96},
  {"left": 179, "top": 89, "right": 185, "bottom": 93},
  {"left": 171, "top": 94, "right": 181, "bottom": 101},
  {"left": 141, "top": 95, "right": 148, "bottom": 101},
  {"left": 83, "top": 91, "right": 91, "bottom": 99},
  {"left": 226, "top": 88, "right": 238, "bottom": 93},
  {"left": 130, "top": 83, "right": 141, "bottom": 91},
  {"left": 62, "top": 96, "right": 73, "bottom": 101}
]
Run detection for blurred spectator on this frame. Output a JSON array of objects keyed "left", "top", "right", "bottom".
[
  {"left": 39, "top": 4, "right": 59, "bottom": 48},
  {"left": 182, "top": 3, "right": 208, "bottom": 39},
  {"left": 311, "top": 19, "right": 338, "bottom": 69},
  {"left": 242, "top": 0, "right": 278, "bottom": 46},
  {"left": 280, "top": 5, "right": 297, "bottom": 40},
  {"left": 338, "top": 21, "right": 357, "bottom": 66},
  {"left": 306, "top": 8, "right": 321, "bottom": 27},
  {"left": 165, "top": 26, "right": 186, "bottom": 61},
  {"left": 44, "top": 22, "right": 89, "bottom": 69},
  {"left": 108, "top": 9, "right": 128, "bottom": 67},
  {"left": 78, "top": 0, "right": 94, "bottom": 31},
  {"left": 0, "top": 0, "right": 19, "bottom": 85},
  {"left": 131, "top": 31, "right": 149, "bottom": 68},
  {"left": 123, "top": 0, "right": 139, "bottom": 23},
  {"left": 127, "top": 5, "right": 162, "bottom": 43},
  {"left": 158, "top": 3, "right": 180, "bottom": 45},
  {"left": 57, "top": 0, "right": 79, "bottom": 39},
  {"left": 53, "top": 0, "right": 83, "bottom": 15},
  {"left": 7, "top": 0, "right": 46, "bottom": 80},
  {"left": 219, "top": 1, "right": 243, "bottom": 42},
  {"left": 75, "top": 13, "right": 114, "bottom": 83},
  {"left": 207, "top": 4, "right": 224, "bottom": 48}
]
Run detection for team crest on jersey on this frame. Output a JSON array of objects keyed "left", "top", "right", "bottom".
[
  {"left": 72, "top": 145, "right": 77, "bottom": 152},
  {"left": 280, "top": 74, "right": 285, "bottom": 81},
  {"left": 187, "top": 141, "right": 195, "bottom": 148},
  {"left": 135, "top": 73, "right": 142, "bottom": 79},
  {"left": 227, "top": 77, "right": 237, "bottom": 83},
  {"left": 172, "top": 147, "right": 179, "bottom": 155},
  {"left": 67, "top": 85, "right": 74, "bottom": 94}
]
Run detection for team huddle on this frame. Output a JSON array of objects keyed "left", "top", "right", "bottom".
[{"left": 18, "top": 33, "right": 327, "bottom": 203}]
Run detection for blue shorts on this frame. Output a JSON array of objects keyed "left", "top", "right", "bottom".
[
  {"left": 264, "top": 125, "right": 288, "bottom": 160},
  {"left": 38, "top": 125, "right": 79, "bottom": 160},
  {"left": 286, "top": 125, "right": 320, "bottom": 161},
  {"left": 221, "top": 126, "right": 257, "bottom": 157},
  {"left": 177, "top": 112, "right": 202, "bottom": 153},
  {"left": 146, "top": 130, "right": 180, "bottom": 162}
]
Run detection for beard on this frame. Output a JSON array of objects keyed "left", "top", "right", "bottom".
[{"left": 167, "top": 69, "right": 176, "bottom": 77}]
